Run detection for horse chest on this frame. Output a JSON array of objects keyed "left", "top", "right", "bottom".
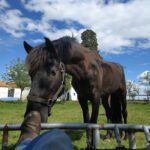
[{"left": 72, "top": 78, "right": 92, "bottom": 95}]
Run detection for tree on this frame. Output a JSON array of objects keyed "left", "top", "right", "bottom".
[
  {"left": 128, "top": 92, "right": 137, "bottom": 100},
  {"left": 2, "top": 58, "right": 31, "bottom": 100},
  {"left": 126, "top": 80, "right": 133, "bottom": 95},
  {"left": 139, "top": 71, "right": 150, "bottom": 101},
  {"left": 126, "top": 80, "right": 139, "bottom": 100},
  {"left": 63, "top": 73, "right": 72, "bottom": 101},
  {"left": 139, "top": 71, "right": 150, "bottom": 85},
  {"left": 64, "top": 74, "right": 72, "bottom": 92},
  {"left": 144, "top": 88, "right": 150, "bottom": 101},
  {"left": 134, "top": 86, "right": 140, "bottom": 100},
  {"left": 81, "top": 29, "right": 98, "bottom": 51}
]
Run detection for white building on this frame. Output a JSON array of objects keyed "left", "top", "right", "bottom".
[
  {"left": 58, "top": 87, "right": 78, "bottom": 101},
  {"left": 0, "top": 81, "right": 77, "bottom": 101},
  {"left": 0, "top": 81, "right": 30, "bottom": 101}
]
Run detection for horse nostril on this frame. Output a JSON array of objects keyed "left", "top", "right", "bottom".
[{"left": 51, "top": 70, "right": 56, "bottom": 76}]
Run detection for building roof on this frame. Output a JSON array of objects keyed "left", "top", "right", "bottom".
[{"left": 0, "top": 81, "right": 17, "bottom": 88}]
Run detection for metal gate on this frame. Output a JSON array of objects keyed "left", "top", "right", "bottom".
[{"left": 0, "top": 123, "right": 150, "bottom": 149}]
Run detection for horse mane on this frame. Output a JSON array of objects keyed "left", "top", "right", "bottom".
[
  {"left": 26, "top": 44, "right": 51, "bottom": 75},
  {"left": 52, "top": 36, "right": 78, "bottom": 60},
  {"left": 53, "top": 36, "right": 77, "bottom": 51}
]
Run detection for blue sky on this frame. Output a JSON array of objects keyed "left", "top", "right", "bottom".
[{"left": 0, "top": 0, "right": 150, "bottom": 83}]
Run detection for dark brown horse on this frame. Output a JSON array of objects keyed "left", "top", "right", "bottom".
[{"left": 24, "top": 36, "right": 127, "bottom": 148}]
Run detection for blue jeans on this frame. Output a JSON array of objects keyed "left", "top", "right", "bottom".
[{"left": 15, "top": 129, "right": 73, "bottom": 150}]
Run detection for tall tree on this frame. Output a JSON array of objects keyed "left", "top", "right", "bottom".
[
  {"left": 139, "top": 71, "right": 150, "bottom": 101},
  {"left": 126, "top": 80, "right": 139, "bottom": 100},
  {"left": 2, "top": 58, "right": 31, "bottom": 100},
  {"left": 81, "top": 29, "right": 98, "bottom": 51},
  {"left": 64, "top": 74, "right": 72, "bottom": 92},
  {"left": 144, "top": 88, "right": 150, "bottom": 101},
  {"left": 139, "top": 71, "right": 150, "bottom": 85},
  {"left": 62, "top": 73, "right": 72, "bottom": 101}
]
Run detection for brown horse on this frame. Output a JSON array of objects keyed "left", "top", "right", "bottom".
[{"left": 24, "top": 36, "right": 127, "bottom": 149}]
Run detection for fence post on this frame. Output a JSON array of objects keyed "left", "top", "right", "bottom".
[
  {"left": 128, "top": 131, "right": 136, "bottom": 149},
  {"left": 114, "top": 125, "right": 125, "bottom": 149},
  {"left": 92, "top": 128, "right": 100, "bottom": 148},
  {"left": 115, "top": 125, "right": 121, "bottom": 144},
  {"left": 2, "top": 124, "right": 9, "bottom": 150},
  {"left": 143, "top": 126, "right": 150, "bottom": 148}
]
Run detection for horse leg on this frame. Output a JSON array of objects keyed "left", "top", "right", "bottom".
[
  {"left": 120, "top": 90, "right": 128, "bottom": 140},
  {"left": 111, "top": 91, "right": 122, "bottom": 124},
  {"left": 90, "top": 98, "right": 101, "bottom": 149},
  {"left": 78, "top": 97, "right": 91, "bottom": 148},
  {"left": 109, "top": 92, "right": 123, "bottom": 142},
  {"left": 102, "top": 95, "right": 111, "bottom": 123},
  {"left": 102, "top": 95, "right": 113, "bottom": 139}
]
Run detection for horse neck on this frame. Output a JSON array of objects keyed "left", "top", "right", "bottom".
[{"left": 60, "top": 44, "right": 87, "bottom": 80}]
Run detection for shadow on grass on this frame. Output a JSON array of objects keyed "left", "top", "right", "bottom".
[
  {"left": 65, "top": 129, "right": 85, "bottom": 141},
  {"left": 65, "top": 129, "right": 86, "bottom": 150},
  {"left": 7, "top": 144, "right": 16, "bottom": 150}
]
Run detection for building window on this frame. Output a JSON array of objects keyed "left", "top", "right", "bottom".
[{"left": 8, "top": 88, "right": 14, "bottom": 97}]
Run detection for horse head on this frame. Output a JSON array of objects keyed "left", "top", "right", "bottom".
[{"left": 24, "top": 37, "right": 65, "bottom": 122}]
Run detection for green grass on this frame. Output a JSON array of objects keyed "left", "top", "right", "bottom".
[{"left": 0, "top": 101, "right": 150, "bottom": 149}]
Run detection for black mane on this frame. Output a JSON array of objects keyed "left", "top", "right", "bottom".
[{"left": 53, "top": 36, "right": 77, "bottom": 54}]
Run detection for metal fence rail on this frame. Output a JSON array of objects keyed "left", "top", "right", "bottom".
[{"left": 0, "top": 123, "right": 150, "bottom": 149}]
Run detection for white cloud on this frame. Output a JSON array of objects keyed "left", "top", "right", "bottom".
[
  {"left": 0, "top": 0, "right": 9, "bottom": 9},
  {"left": 138, "top": 39, "right": 150, "bottom": 49},
  {"left": 32, "top": 38, "right": 44, "bottom": 44},
  {"left": 1, "top": 0, "right": 150, "bottom": 53},
  {"left": 0, "top": 9, "right": 34, "bottom": 37},
  {"left": 21, "top": 0, "right": 150, "bottom": 53}
]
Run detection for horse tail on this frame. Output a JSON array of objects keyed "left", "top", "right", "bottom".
[
  {"left": 110, "top": 64, "right": 127, "bottom": 124},
  {"left": 120, "top": 65, "right": 128, "bottom": 124}
]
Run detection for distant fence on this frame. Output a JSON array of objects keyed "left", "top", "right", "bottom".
[
  {"left": 127, "top": 95, "right": 150, "bottom": 101},
  {"left": 0, "top": 123, "right": 150, "bottom": 149}
]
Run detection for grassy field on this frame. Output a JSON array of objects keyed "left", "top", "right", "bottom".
[{"left": 0, "top": 100, "right": 150, "bottom": 149}]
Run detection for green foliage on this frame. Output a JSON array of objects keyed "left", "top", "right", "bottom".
[
  {"left": 144, "top": 88, "right": 150, "bottom": 95},
  {"left": 126, "top": 80, "right": 139, "bottom": 100},
  {"left": 2, "top": 58, "right": 31, "bottom": 88},
  {"left": 64, "top": 73, "right": 72, "bottom": 91},
  {"left": 81, "top": 29, "right": 98, "bottom": 51},
  {"left": 128, "top": 92, "right": 137, "bottom": 100},
  {"left": 126, "top": 80, "right": 133, "bottom": 94},
  {"left": 2, "top": 58, "right": 31, "bottom": 100},
  {"left": 144, "top": 87, "right": 150, "bottom": 100},
  {"left": 139, "top": 71, "right": 150, "bottom": 85}
]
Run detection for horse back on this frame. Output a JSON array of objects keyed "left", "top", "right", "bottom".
[{"left": 101, "top": 61, "right": 126, "bottom": 94}]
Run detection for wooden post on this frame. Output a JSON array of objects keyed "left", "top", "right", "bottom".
[{"left": 2, "top": 124, "right": 9, "bottom": 150}]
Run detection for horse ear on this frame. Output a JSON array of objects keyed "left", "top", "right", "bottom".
[
  {"left": 44, "top": 37, "right": 58, "bottom": 58},
  {"left": 23, "top": 41, "right": 33, "bottom": 53},
  {"left": 44, "top": 37, "right": 55, "bottom": 49}
]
